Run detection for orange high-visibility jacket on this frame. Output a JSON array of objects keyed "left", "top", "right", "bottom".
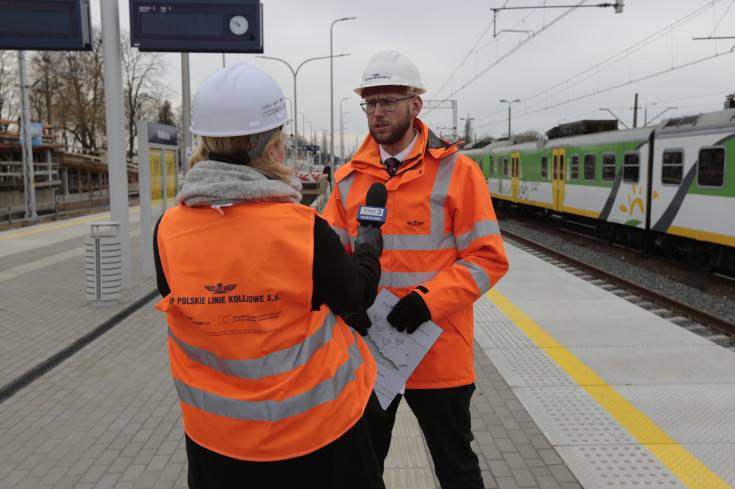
[
  {"left": 322, "top": 119, "right": 509, "bottom": 389},
  {"left": 155, "top": 202, "right": 376, "bottom": 461}
]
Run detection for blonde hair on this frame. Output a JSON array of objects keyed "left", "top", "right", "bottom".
[{"left": 188, "top": 130, "right": 293, "bottom": 184}]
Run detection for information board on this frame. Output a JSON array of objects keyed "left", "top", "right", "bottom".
[
  {"left": 0, "top": 0, "right": 92, "bottom": 51},
  {"left": 129, "top": 0, "right": 263, "bottom": 53}
]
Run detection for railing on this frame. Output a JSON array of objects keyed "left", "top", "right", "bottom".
[
  {"left": 301, "top": 177, "right": 330, "bottom": 213},
  {"left": 2, "top": 189, "right": 142, "bottom": 225}
]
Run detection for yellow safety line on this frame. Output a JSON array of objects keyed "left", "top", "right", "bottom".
[
  {"left": 0, "top": 208, "right": 140, "bottom": 241},
  {"left": 486, "top": 288, "right": 732, "bottom": 489}
]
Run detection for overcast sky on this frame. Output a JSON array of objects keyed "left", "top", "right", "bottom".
[{"left": 92, "top": 1, "right": 735, "bottom": 153}]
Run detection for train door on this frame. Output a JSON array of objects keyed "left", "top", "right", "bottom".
[
  {"left": 511, "top": 152, "right": 520, "bottom": 201},
  {"left": 552, "top": 148, "right": 566, "bottom": 212}
]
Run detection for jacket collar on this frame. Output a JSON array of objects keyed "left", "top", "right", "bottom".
[{"left": 340, "top": 119, "right": 459, "bottom": 182}]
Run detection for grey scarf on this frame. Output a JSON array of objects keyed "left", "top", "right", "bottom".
[{"left": 177, "top": 160, "right": 302, "bottom": 208}]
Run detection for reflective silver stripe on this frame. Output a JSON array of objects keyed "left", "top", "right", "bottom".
[
  {"left": 455, "top": 219, "right": 502, "bottom": 252},
  {"left": 331, "top": 224, "right": 350, "bottom": 247},
  {"left": 169, "top": 312, "right": 337, "bottom": 379},
  {"left": 379, "top": 270, "right": 439, "bottom": 289},
  {"left": 173, "top": 330, "right": 365, "bottom": 422},
  {"left": 337, "top": 173, "right": 355, "bottom": 216},
  {"left": 457, "top": 259, "right": 491, "bottom": 294},
  {"left": 335, "top": 173, "right": 356, "bottom": 248},
  {"left": 346, "top": 154, "right": 459, "bottom": 253}
]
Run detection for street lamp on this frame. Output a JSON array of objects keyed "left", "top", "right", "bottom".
[
  {"left": 257, "top": 53, "right": 348, "bottom": 162},
  {"left": 304, "top": 120, "right": 313, "bottom": 145},
  {"left": 339, "top": 97, "right": 350, "bottom": 166},
  {"left": 330, "top": 17, "right": 356, "bottom": 169},
  {"left": 499, "top": 99, "right": 520, "bottom": 139}
]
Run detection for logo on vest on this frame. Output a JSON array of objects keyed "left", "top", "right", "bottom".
[
  {"left": 407, "top": 220, "right": 425, "bottom": 226},
  {"left": 205, "top": 283, "right": 238, "bottom": 294}
]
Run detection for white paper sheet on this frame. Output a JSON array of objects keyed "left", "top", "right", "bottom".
[{"left": 362, "top": 288, "right": 443, "bottom": 409}]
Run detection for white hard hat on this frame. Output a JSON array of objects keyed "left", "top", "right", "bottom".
[
  {"left": 354, "top": 50, "right": 426, "bottom": 96},
  {"left": 190, "top": 63, "right": 290, "bottom": 137}
]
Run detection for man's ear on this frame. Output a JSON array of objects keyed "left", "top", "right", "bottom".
[{"left": 412, "top": 96, "right": 423, "bottom": 117}]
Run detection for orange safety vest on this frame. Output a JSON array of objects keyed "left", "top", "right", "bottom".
[
  {"left": 155, "top": 202, "right": 376, "bottom": 461},
  {"left": 322, "top": 119, "right": 509, "bottom": 389}
]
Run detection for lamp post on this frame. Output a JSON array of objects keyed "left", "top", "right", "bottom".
[
  {"left": 499, "top": 99, "right": 520, "bottom": 139},
  {"left": 339, "top": 97, "right": 350, "bottom": 166},
  {"left": 284, "top": 97, "right": 294, "bottom": 145},
  {"left": 257, "top": 54, "right": 347, "bottom": 162},
  {"left": 303, "top": 119, "right": 313, "bottom": 145},
  {"left": 330, "top": 17, "right": 356, "bottom": 169}
]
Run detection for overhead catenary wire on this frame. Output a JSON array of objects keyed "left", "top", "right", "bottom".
[
  {"left": 426, "top": 0, "right": 588, "bottom": 116},
  {"left": 427, "top": 0, "right": 734, "bottom": 133},
  {"left": 480, "top": 0, "right": 734, "bottom": 130}
]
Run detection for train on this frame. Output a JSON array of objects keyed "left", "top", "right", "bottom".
[{"left": 461, "top": 107, "right": 735, "bottom": 273}]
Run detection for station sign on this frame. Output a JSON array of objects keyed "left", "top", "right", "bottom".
[
  {"left": 129, "top": 0, "right": 263, "bottom": 53},
  {"left": 0, "top": 0, "right": 92, "bottom": 51}
]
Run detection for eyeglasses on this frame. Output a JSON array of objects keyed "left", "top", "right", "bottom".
[{"left": 360, "top": 96, "right": 414, "bottom": 114}]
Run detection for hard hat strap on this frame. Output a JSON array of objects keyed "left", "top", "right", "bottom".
[
  {"left": 207, "top": 126, "right": 282, "bottom": 167},
  {"left": 209, "top": 151, "right": 251, "bottom": 166},
  {"left": 247, "top": 127, "right": 280, "bottom": 162}
]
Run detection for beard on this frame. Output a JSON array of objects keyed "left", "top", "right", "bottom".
[{"left": 369, "top": 107, "right": 412, "bottom": 146}]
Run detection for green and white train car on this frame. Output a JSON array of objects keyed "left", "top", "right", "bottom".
[{"left": 462, "top": 108, "right": 735, "bottom": 271}]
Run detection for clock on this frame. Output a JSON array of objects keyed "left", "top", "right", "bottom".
[{"left": 229, "top": 15, "right": 249, "bottom": 35}]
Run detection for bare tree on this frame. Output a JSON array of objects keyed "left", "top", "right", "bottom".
[
  {"left": 45, "top": 30, "right": 106, "bottom": 150},
  {"left": 15, "top": 30, "right": 172, "bottom": 154},
  {"left": 28, "top": 52, "right": 64, "bottom": 131},
  {"left": 121, "top": 32, "right": 169, "bottom": 158},
  {"left": 0, "top": 51, "right": 18, "bottom": 128}
]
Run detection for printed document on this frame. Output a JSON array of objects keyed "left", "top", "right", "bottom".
[{"left": 363, "top": 288, "right": 443, "bottom": 409}]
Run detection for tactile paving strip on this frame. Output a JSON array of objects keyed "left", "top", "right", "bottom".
[
  {"left": 483, "top": 347, "right": 578, "bottom": 387},
  {"left": 474, "top": 295, "right": 537, "bottom": 349},
  {"left": 557, "top": 445, "right": 688, "bottom": 488},
  {"left": 475, "top": 320, "right": 537, "bottom": 349},
  {"left": 513, "top": 386, "right": 637, "bottom": 445}
]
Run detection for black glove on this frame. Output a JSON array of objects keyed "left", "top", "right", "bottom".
[
  {"left": 353, "top": 224, "right": 383, "bottom": 256},
  {"left": 386, "top": 291, "right": 431, "bottom": 334},
  {"left": 344, "top": 311, "right": 372, "bottom": 336}
]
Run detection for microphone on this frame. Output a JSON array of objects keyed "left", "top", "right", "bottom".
[{"left": 357, "top": 182, "right": 388, "bottom": 227}]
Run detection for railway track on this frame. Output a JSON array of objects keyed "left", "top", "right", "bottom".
[{"left": 502, "top": 230, "right": 735, "bottom": 350}]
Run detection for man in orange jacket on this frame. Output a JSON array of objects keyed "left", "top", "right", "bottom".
[{"left": 322, "top": 50, "right": 509, "bottom": 489}]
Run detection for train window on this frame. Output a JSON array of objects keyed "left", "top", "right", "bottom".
[
  {"left": 697, "top": 147, "right": 725, "bottom": 188},
  {"left": 584, "top": 154, "right": 596, "bottom": 181},
  {"left": 570, "top": 155, "right": 579, "bottom": 180},
  {"left": 602, "top": 153, "right": 616, "bottom": 182},
  {"left": 541, "top": 156, "right": 548, "bottom": 179},
  {"left": 503, "top": 158, "right": 509, "bottom": 177},
  {"left": 662, "top": 150, "right": 683, "bottom": 184},
  {"left": 623, "top": 152, "right": 640, "bottom": 183}
]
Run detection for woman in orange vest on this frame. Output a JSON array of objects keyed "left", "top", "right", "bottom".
[{"left": 154, "top": 63, "right": 386, "bottom": 489}]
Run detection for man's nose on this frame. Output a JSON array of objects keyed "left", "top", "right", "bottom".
[{"left": 372, "top": 103, "right": 387, "bottom": 116}]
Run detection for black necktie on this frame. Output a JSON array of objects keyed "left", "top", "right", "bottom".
[{"left": 384, "top": 157, "right": 400, "bottom": 177}]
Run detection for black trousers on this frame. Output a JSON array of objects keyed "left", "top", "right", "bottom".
[
  {"left": 185, "top": 414, "right": 385, "bottom": 489},
  {"left": 365, "top": 384, "right": 484, "bottom": 489}
]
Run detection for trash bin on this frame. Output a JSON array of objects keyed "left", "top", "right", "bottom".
[{"left": 85, "top": 221, "right": 122, "bottom": 306}]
